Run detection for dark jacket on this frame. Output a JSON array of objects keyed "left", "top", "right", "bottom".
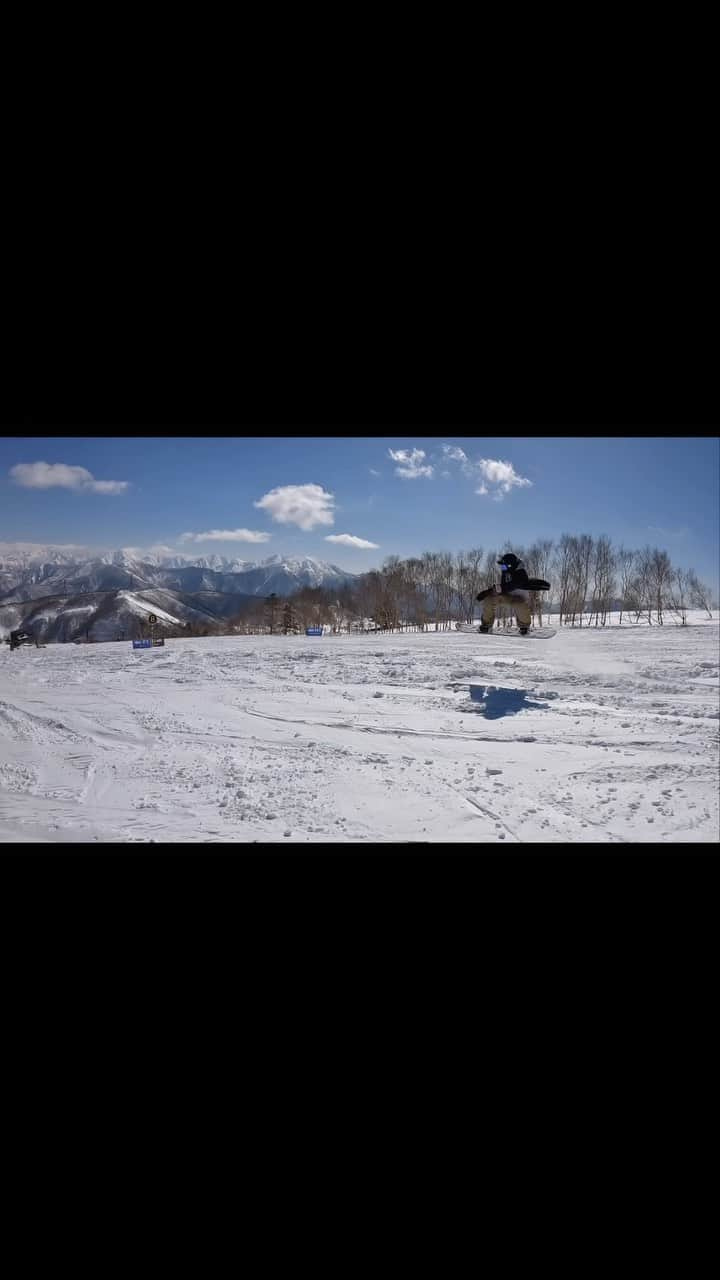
[{"left": 500, "top": 562, "right": 530, "bottom": 593}]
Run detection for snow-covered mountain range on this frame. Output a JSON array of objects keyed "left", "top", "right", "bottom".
[
  {"left": 0, "top": 545, "right": 360, "bottom": 642},
  {"left": 0, "top": 545, "right": 357, "bottom": 601}
]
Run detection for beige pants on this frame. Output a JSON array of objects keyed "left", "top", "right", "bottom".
[{"left": 481, "top": 593, "right": 531, "bottom": 628}]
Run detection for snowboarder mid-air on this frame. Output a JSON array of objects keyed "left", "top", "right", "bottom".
[{"left": 476, "top": 553, "right": 532, "bottom": 634}]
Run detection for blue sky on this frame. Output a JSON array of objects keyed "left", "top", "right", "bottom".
[{"left": 1, "top": 434, "right": 718, "bottom": 593}]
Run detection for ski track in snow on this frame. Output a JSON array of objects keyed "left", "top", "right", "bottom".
[{"left": 0, "top": 619, "right": 718, "bottom": 846}]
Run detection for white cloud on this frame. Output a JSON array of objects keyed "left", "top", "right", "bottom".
[
  {"left": 441, "top": 445, "right": 476, "bottom": 479},
  {"left": 254, "top": 483, "right": 335, "bottom": 530},
  {"left": 440, "top": 440, "right": 479, "bottom": 481},
  {"left": 0, "top": 540, "right": 94, "bottom": 556},
  {"left": 88, "top": 479, "right": 129, "bottom": 495},
  {"left": 369, "top": 468, "right": 381, "bottom": 477},
  {"left": 10, "top": 461, "right": 129, "bottom": 495},
  {"left": 388, "top": 448, "right": 434, "bottom": 479},
  {"left": 439, "top": 448, "right": 532, "bottom": 500},
  {"left": 475, "top": 458, "right": 532, "bottom": 499},
  {"left": 325, "top": 534, "right": 380, "bottom": 549},
  {"left": 647, "top": 525, "right": 688, "bottom": 538},
  {"left": 179, "top": 528, "right": 271, "bottom": 543},
  {"left": 477, "top": 459, "right": 530, "bottom": 489},
  {"left": 121, "top": 544, "right": 178, "bottom": 559}
]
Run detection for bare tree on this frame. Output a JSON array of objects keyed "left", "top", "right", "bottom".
[
  {"left": 466, "top": 548, "right": 485, "bottom": 616},
  {"left": 352, "top": 572, "right": 378, "bottom": 631},
  {"left": 331, "top": 585, "right": 357, "bottom": 634},
  {"left": 668, "top": 565, "right": 691, "bottom": 625},
  {"left": 417, "top": 552, "right": 438, "bottom": 630},
  {"left": 588, "top": 536, "right": 616, "bottom": 627},
  {"left": 525, "top": 539, "right": 554, "bottom": 626},
  {"left": 554, "top": 534, "right": 576, "bottom": 627},
  {"left": 575, "top": 534, "right": 594, "bottom": 626},
  {"left": 616, "top": 547, "right": 636, "bottom": 626},
  {"left": 356, "top": 567, "right": 396, "bottom": 633},
  {"left": 633, "top": 548, "right": 656, "bottom": 624},
  {"left": 558, "top": 535, "right": 588, "bottom": 626},
  {"left": 687, "top": 571, "right": 716, "bottom": 619},
  {"left": 265, "top": 593, "right": 279, "bottom": 634},
  {"left": 438, "top": 552, "right": 456, "bottom": 629},
  {"left": 480, "top": 550, "right": 498, "bottom": 592},
  {"left": 423, "top": 551, "right": 453, "bottom": 630},
  {"left": 379, "top": 558, "right": 404, "bottom": 631},
  {"left": 454, "top": 550, "right": 473, "bottom": 625},
  {"left": 399, "top": 559, "right": 428, "bottom": 631},
  {"left": 648, "top": 548, "right": 673, "bottom": 625}
]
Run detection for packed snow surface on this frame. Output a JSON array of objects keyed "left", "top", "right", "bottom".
[{"left": 1, "top": 617, "right": 718, "bottom": 845}]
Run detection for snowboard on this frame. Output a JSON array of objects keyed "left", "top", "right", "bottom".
[
  {"left": 500, "top": 627, "right": 556, "bottom": 639},
  {"left": 457, "top": 623, "right": 556, "bottom": 639}
]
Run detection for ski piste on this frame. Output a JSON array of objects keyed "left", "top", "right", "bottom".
[{"left": 456, "top": 623, "right": 557, "bottom": 639}]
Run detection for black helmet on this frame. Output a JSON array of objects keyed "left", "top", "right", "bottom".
[{"left": 497, "top": 552, "right": 519, "bottom": 568}]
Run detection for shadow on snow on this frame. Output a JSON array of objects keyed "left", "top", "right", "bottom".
[{"left": 468, "top": 686, "right": 552, "bottom": 720}]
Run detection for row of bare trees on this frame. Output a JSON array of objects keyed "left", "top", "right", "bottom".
[
  {"left": 551, "top": 536, "right": 714, "bottom": 626},
  {"left": 229, "top": 587, "right": 346, "bottom": 635},
  {"left": 225, "top": 538, "right": 716, "bottom": 634}
]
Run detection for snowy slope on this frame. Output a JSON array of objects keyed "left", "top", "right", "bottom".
[
  {"left": 115, "top": 592, "right": 181, "bottom": 625},
  {"left": 0, "top": 586, "right": 254, "bottom": 643},
  {"left": 0, "top": 615, "right": 717, "bottom": 845}
]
